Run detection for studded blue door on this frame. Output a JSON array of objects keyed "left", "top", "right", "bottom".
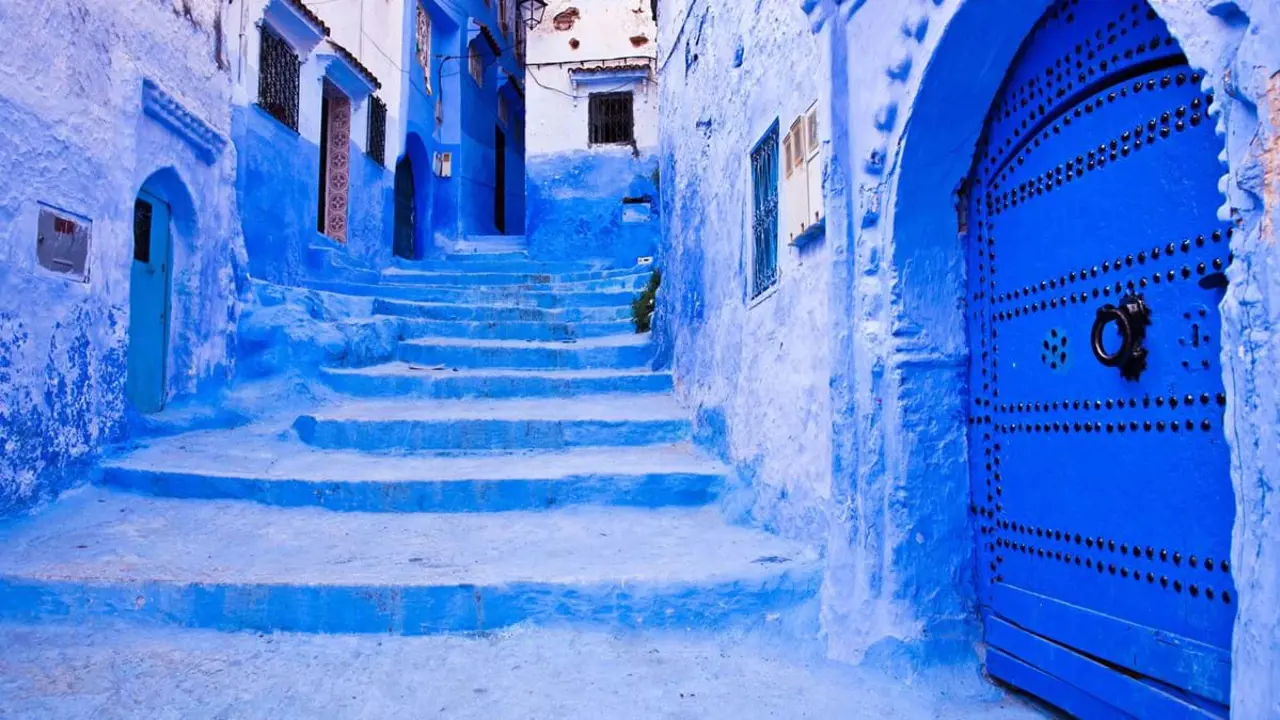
[{"left": 965, "top": 2, "right": 1235, "bottom": 717}]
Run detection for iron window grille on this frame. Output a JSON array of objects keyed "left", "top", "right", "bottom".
[
  {"left": 588, "top": 92, "right": 634, "bottom": 145},
  {"left": 750, "top": 123, "right": 780, "bottom": 298},
  {"left": 367, "top": 96, "right": 387, "bottom": 165},
  {"left": 469, "top": 42, "right": 485, "bottom": 85},
  {"left": 417, "top": 4, "right": 432, "bottom": 95},
  {"left": 258, "top": 26, "right": 300, "bottom": 131}
]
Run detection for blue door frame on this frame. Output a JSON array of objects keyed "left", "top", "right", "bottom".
[
  {"left": 127, "top": 189, "right": 173, "bottom": 414},
  {"left": 965, "top": 2, "right": 1235, "bottom": 716}
]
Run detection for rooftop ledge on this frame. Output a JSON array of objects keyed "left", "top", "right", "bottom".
[
  {"left": 318, "top": 39, "right": 381, "bottom": 100},
  {"left": 262, "top": 0, "right": 328, "bottom": 55}
]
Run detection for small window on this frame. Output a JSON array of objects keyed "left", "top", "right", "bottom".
[
  {"left": 257, "top": 26, "right": 300, "bottom": 131},
  {"left": 498, "top": 95, "right": 510, "bottom": 127},
  {"left": 133, "top": 201, "right": 152, "bottom": 263},
  {"left": 417, "top": 5, "right": 432, "bottom": 95},
  {"left": 367, "top": 96, "right": 387, "bottom": 165},
  {"left": 588, "top": 92, "right": 635, "bottom": 145},
  {"left": 499, "top": 0, "right": 510, "bottom": 37},
  {"left": 469, "top": 42, "right": 484, "bottom": 85},
  {"left": 750, "top": 124, "right": 780, "bottom": 299}
]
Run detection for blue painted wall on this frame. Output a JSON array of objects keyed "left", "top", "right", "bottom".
[
  {"left": 655, "top": 0, "right": 831, "bottom": 565},
  {"left": 526, "top": 148, "right": 659, "bottom": 263},
  {"left": 659, "top": 0, "right": 1280, "bottom": 705},
  {"left": 0, "top": 0, "right": 243, "bottom": 517},
  {"left": 402, "top": 0, "right": 526, "bottom": 254}
]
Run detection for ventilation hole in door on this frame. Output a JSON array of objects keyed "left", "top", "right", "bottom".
[{"left": 1041, "top": 328, "right": 1070, "bottom": 372}]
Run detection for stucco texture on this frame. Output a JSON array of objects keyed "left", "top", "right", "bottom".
[
  {"left": 0, "top": 0, "right": 243, "bottom": 517},
  {"left": 661, "top": 2, "right": 1280, "bottom": 713}
]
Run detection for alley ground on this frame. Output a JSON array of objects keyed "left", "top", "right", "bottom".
[
  {"left": 0, "top": 621, "right": 1044, "bottom": 719},
  {"left": 0, "top": 246, "right": 1049, "bottom": 718}
]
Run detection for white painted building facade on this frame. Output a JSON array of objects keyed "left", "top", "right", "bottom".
[
  {"left": 522, "top": 0, "right": 661, "bottom": 263},
  {"left": 524, "top": 0, "right": 658, "bottom": 156}
]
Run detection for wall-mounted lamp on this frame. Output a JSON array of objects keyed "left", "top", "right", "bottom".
[{"left": 518, "top": 0, "right": 548, "bottom": 30}]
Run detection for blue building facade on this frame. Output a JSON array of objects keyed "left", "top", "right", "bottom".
[
  {"left": 657, "top": 0, "right": 1280, "bottom": 715},
  {"left": 0, "top": 0, "right": 242, "bottom": 517},
  {"left": 403, "top": 0, "right": 527, "bottom": 256}
]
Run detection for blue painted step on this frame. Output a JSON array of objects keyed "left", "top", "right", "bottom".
[
  {"left": 0, "top": 488, "right": 820, "bottom": 634},
  {"left": 399, "top": 256, "right": 607, "bottom": 274},
  {"left": 319, "top": 363, "right": 672, "bottom": 398},
  {"left": 381, "top": 267, "right": 651, "bottom": 290},
  {"left": 293, "top": 394, "right": 690, "bottom": 451},
  {"left": 373, "top": 298, "right": 630, "bottom": 323},
  {"left": 396, "top": 335, "right": 655, "bottom": 370},
  {"left": 99, "top": 429, "right": 720, "bottom": 511},
  {"left": 304, "top": 280, "right": 639, "bottom": 309},
  {"left": 398, "top": 318, "right": 635, "bottom": 342}
]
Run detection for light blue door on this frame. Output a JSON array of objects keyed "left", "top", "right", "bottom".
[{"left": 127, "top": 190, "right": 172, "bottom": 414}]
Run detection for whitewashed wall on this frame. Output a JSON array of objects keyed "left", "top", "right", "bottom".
[{"left": 525, "top": 0, "right": 658, "bottom": 154}]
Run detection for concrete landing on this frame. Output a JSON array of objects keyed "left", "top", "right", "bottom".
[
  {"left": 0, "top": 488, "right": 817, "bottom": 634},
  {"left": 0, "top": 621, "right": 1047, "bottom": 720},
  {"left": 100, "top": 426, "right": 720, "bottom": 511}
]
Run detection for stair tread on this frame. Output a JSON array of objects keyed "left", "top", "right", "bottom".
[
  {"left": 323, "top": 363, "right": 668, "bottom": 380},
  {"left": 400, "top": 334, "right": 649, "bottom": 350},
  {"left": 302, "top": 393, "right": 684, "bottom": 422},
  {"left": 0, "top": 488, "right": 816, "bottom": 588},
  {"left": 103, "top": 426, "right": 719, "bottom": 482}
]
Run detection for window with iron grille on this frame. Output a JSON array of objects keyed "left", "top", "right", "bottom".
[
  {"left": 750, "top": 123, "right": 780, "bottom": 299},
  {"left": 367, "top": 96, "right": 387, "bottom": 165},
  {"left": 588, "top": 92, "right": 634, "bottom": 145},
  {"left": 257, "top": 26, "right": 300, "bottom": 131},
  {"left": 417, "top": 5, "right": 432, "bottom": 95},
  {"left": 469, "top": 41, "right": 484, "bottom": 85}
]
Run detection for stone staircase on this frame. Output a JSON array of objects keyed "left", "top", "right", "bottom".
[{"left": 0, "top": 250, "right": 822, "bottom": 638}]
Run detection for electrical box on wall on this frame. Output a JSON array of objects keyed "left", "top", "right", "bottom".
[
  {"left": 434, "top": 151, "right": 453, "bottom": 178},
  {"left": 782, "top": 102, "right": 825, "bottom": 246},
  {"left": 36, "top": 204, "right": 92, "bottom": 283}
]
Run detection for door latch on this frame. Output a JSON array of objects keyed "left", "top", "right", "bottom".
[{"left": 1091, "top": 294, "right": 1152, "bottom": 381}]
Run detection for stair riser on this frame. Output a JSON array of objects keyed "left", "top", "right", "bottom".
[
  {"left": 399, "top": 319, "right": 635, "bottom": 342},
  {"left": 374, "top": 299, "right": 630, "bottom": 323},
  {"left": 319, "top": 370, "right": 673, "bottom": 399},
  {"left": 384, "top": 268, "right": 648, "bottom": 287},
  {"left": 397, "top": 343, "right": 655, "bottom": 371},
  {"left": 294, "top": 416, "right": 690, "bottom": 452},
  {"left": 403, "top": 259, "right": 604, "bottom": 274},
  {"left": 98, "top": 468, "right": 718, "bottom": 512},
  {"left": 307, "top": 282, "right": 637, "bottom": 308},
  {"left": 0, "top": 571, "right": 819, "bottom": 635}
]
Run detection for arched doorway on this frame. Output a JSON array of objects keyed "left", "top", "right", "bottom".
[
  {"left": 127, "top": 187, "right": 174, "bottom": 413},
  {"left": 394, "top": 154, "right": 416, "bottom": 260},
  {"left": 963, "top": 1, "right": 1235, "bottom": 713}
]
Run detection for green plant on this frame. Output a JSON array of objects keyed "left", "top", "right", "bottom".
[{"left": 631, "top": 269, "right": 661, "bottom": 333}]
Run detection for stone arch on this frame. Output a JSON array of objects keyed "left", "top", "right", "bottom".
[
  {"left": 136, "top": 166, "right": 198, "bottom": 242},
  {"left": 126, "top": 166, "right": 198, "bottom": 413},
  {"left": 398, "top": 132, "right": 434, "bottom": 259},
  {"left": 825, "top": 0, "right": 1267, "bottom": 684}
]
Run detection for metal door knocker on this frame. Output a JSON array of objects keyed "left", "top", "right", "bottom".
[{"left": 1091, "top": 294, "right": 1151, "bottom": 381}]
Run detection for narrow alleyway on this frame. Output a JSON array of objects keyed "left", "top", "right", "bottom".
[{"left": 0, "top": 244, "right": 1041, "bottom": 718}]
